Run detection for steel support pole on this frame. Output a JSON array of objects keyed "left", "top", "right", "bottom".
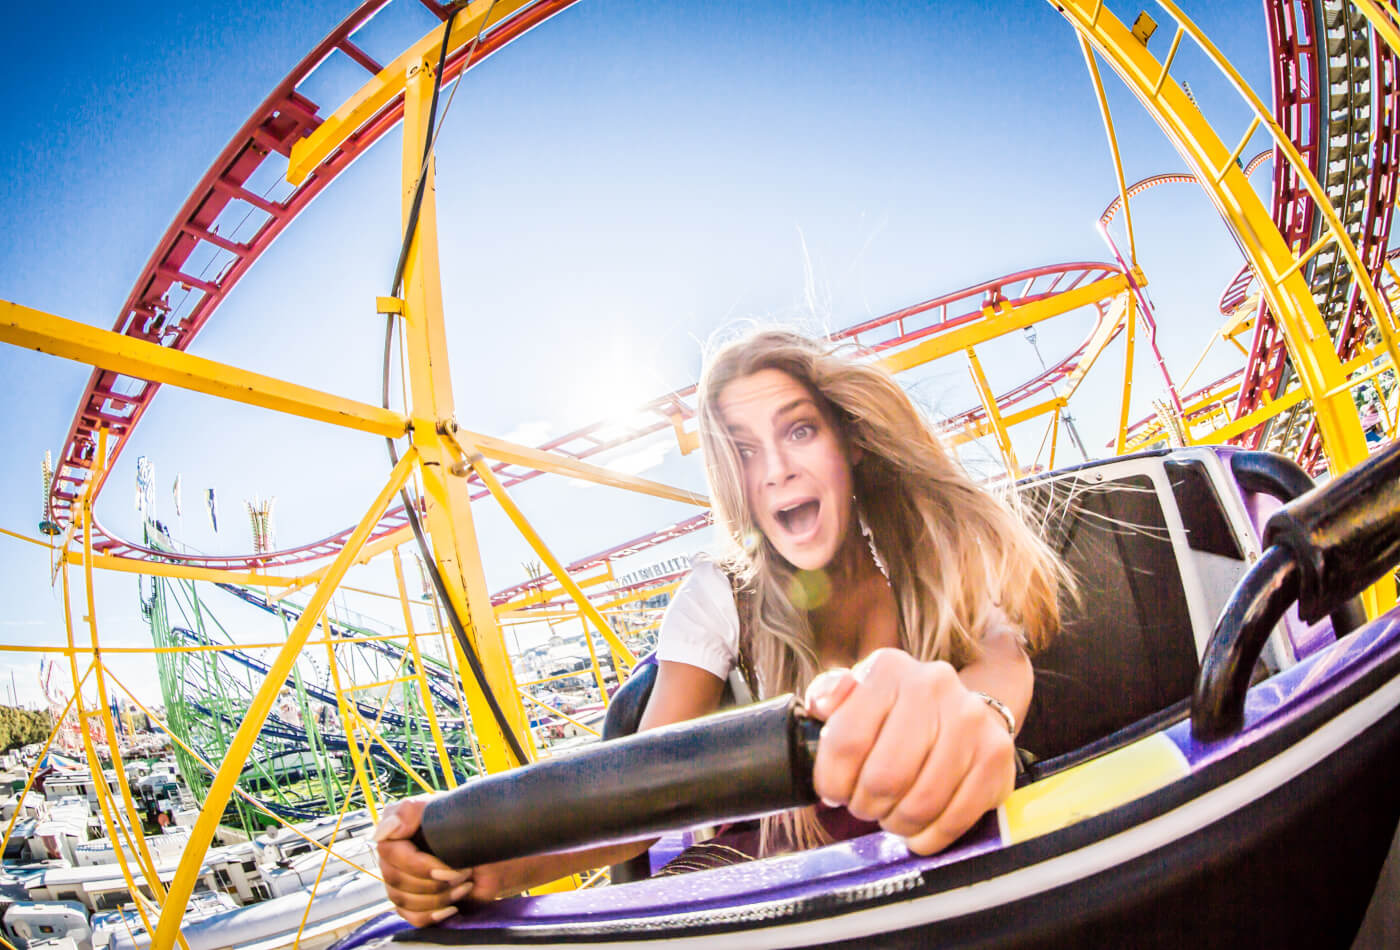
[{"left": 398, "top": 57, "right": 531, "bottom": 772}]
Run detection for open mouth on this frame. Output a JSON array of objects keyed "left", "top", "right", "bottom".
[{"left": 774, "top": 500, "right": 820, "bottom": 536}]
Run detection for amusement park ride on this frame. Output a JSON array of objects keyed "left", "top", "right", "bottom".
[{"left": 3, "top": 0, "right": 1400, "bottom": 946}]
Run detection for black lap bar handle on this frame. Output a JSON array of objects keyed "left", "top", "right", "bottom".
[
  {"left": 1194, "top": 439, "right": 1400, "bottom": 740},
  {"left": 1229, "top": 450, "right": 1367, "bottom": 637},
  {"left": 413, "top": 696, "right": 822, "bottom": 869}
]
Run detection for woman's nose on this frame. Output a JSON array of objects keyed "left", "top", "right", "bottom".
[{"left": 761, "top": 445, "right": 795, "bottom": 485}]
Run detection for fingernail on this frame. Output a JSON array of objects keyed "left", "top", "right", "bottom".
[
  {"left": 429, "top": 906, "right": 457, "bottom": 923},
  {"left": 371, "top": 815, "right": 402, "bottom": 842},
  {"left": 449, "top": 881, "right": 475, "bottom": 902},
  {"left": 820, "top": 796, "right": 840, "bottom": 808}
]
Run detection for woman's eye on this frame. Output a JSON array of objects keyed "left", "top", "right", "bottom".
[
  {"left": 736, "top": 445, "right": 756, "bottom": 460},
  {"left": 790, "top": 424, "right": 815, "bottom": 441}
]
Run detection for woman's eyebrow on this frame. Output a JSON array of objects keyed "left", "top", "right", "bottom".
[
  {"left": 723, "top": 397, "right": 818, "bottom": 439},
  {"left": 774, "top": 398, "right": 818, "bottom": 419}
]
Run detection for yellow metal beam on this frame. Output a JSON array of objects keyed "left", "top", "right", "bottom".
[
  {"left": 1127, "top": 380, "right": 1244, "bottom": 449},
  {"left": 965, "top": 347, "right": 1020, "bottom": 478},
  {"left": 1354, "top": 1, "right": 1400, "bottom": 64},
  {"left": 497, "top": 567, "right": 614, "bottom": 612},
  {"left": 286, "top": 0, "right": 534, "bottom": 184},
  {"left": 520, "top": 691, "right": 600, "bottom": 738},
  {"left": 60, "top": 549, "right": 300, "bottom": 588},
  {"left": 1051, "top": 0, "right": 1373, "bottom": 483},
  {"left": 949, "top": 396, "right": 1066, "bottom": 447},
  {"left": 0, "top": 299, "right": 408, "bottom": 438},
  {"left": 322, "top": 610, "right": 390, "bottom": 818},
  {"left": 1115, "top": 296, "right": 1138, "bottom": 456},
  {"left": 598, "top": 579, "right": 681, "bottom": 611},
  {"left": 1059, "top": 292, "right": 1130, "bottom": 399},
  {"left": 0, "top": 525, "right": 49, "bottom": 549},
  {"left": 875, "top": 272, "right": 1131, "bottom": 376},
  {"left": 460, "top": 440, "right": 638, "bottom": 675},
  {"left": 78, "top": 498, "right": 173, "bottom": 916},
  {"left": 393, "top": 547, "right": 457, "bottom": 790},
  {"left": 1186, "top": 388, "right": 1305, "bottom": 445},
  {"left": 1108, "top": 0, "right": 1375, "bottom": 478},
  {"left": 1079, "top": 33, "right": 1139, "bottom": 263},
  {"left": 152, "top": 448, "right": 418, "bottom": 948},
  {"left": 58, "top": 432, "right": 170, "bottom": 947},
  {"left": 268, "top": 525, "right": 415, "bottom": 601},
  {"left": 291, "top": 788, "right": 362, "bottom": 947},
  {"left": 1187, "top": 337, "right": 1400, "bottom": 448},
  {"left": 345, "top": 703, "right": 435, "bottom": 791},
  {"left": 463, "top": 429, "right": 709, "bottom": 507},
  {"left": 501, "top": 568, "right": 680, "bottom": 621},
  {"left": 103, "top": 665, "right": 383, "bottom": 882},
  {"left": 398, "top": 59, "right": 531, "bottom": 773},
  {"left": 0, "top": 636, "right": 441, "bottom": 655},
  {"left": 945, "top": 292, "right": 1130, "bottom": 449},
  {"left": 0, "top": 678, "right": 86, "bottom": 892}
]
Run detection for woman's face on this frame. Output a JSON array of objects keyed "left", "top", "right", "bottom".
[{"left": 718, "top": 368, "right": 856, "bottom": 571}]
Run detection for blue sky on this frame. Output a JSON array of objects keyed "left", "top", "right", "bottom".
[{"left": 0, "top": 0, "right": 1272, "bottom": 706}]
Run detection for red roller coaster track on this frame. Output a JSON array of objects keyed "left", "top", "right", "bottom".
[
  {"left": 47, "top": 0, "right": 584, "bottom": 550},
  {"left": 1115, "top": 4, "right": 1398, "bottom": 459},
  {"left": 79, "top": 255, "right": 1129, "bottom": 587},
  {"left": 1238, "top": 1, "right": 1400, "bottom": 471},
  {"left": 490, "top": 260, "right": 1132, "bottom": 607},
  {"left": 59, "top": 0, "right": 1387, "bottom": 601}
]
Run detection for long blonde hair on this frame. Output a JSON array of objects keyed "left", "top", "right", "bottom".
[{"left": 696, "top": 329, "right": 1066, "bottom": 853}]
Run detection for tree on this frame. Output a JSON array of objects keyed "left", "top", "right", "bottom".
[{"left": 0, "top": 706, "right": 53, "bottom": 752}]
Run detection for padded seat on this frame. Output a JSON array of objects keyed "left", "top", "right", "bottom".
[{"left": 1018, "top": 471, "right": 1200, "bottom": 761}]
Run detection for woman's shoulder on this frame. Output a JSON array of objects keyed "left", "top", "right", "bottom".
[
  {"left": 684, "top": 551, "right": 731, "bottom": 584},
  {"left": 670, "top": 554, "right": 739, "bottom": 619},
  {"left": 655, "top": 555, "right": 740, "bottom": 679}
]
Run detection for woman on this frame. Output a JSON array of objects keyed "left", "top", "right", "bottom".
[{"left": 376, "top": 329, "right": 1065, "bottom": 926}]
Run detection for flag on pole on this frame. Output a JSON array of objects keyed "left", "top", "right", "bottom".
[
  {"left": 135, "top": 457, "right": 156, "bottom": 520},
  {"left": 39, "top": 451, "right": 59, "bottom": 536},
  {"left": 245, "top": 496, "right": 276, "bottom": 554},
  {"left": 207, "top": 488, "right": 219, "bottom": 533}
]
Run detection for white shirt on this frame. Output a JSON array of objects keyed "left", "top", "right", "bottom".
[
  {"left": 655, "top": 558, "right": 1024, "bottom": 688},
  {"left": 655, "top": 557, "right": 740, "bottom": 681}
]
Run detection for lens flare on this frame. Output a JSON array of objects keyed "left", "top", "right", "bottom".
[{"left": 788, "top": 569, "right": 832, "bottom": 610}]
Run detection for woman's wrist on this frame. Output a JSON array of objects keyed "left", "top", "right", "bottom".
[
  {"left": 955, "top": 625, "right": 1033, "bottom": 733},
  {"left": 970, "top": 690, "right": 1017, "bottom": 736}
]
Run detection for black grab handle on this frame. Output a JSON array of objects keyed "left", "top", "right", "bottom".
[
  {"left": 1194, "top": 440, "right": 1400, "bottom": 740},
  {"left": 1230, "top": 450, "right": 1366, "bottom": 636},
  {"left": 413, "top": 696, "right": 822, "bottom": 869},
  {"left": 1261, "top": 440, "right": 1400, "bottom": 624}
]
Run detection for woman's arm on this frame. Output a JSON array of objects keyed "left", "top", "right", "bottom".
[
  {"left": 953, "top": 620, "right": 1033, "bottom": 735},
  {"left": 377, "top": 660, "right": 726, "bottom": 925},
  {"left": 638, "top": 659, "right": 727, "bottom": 730}
]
